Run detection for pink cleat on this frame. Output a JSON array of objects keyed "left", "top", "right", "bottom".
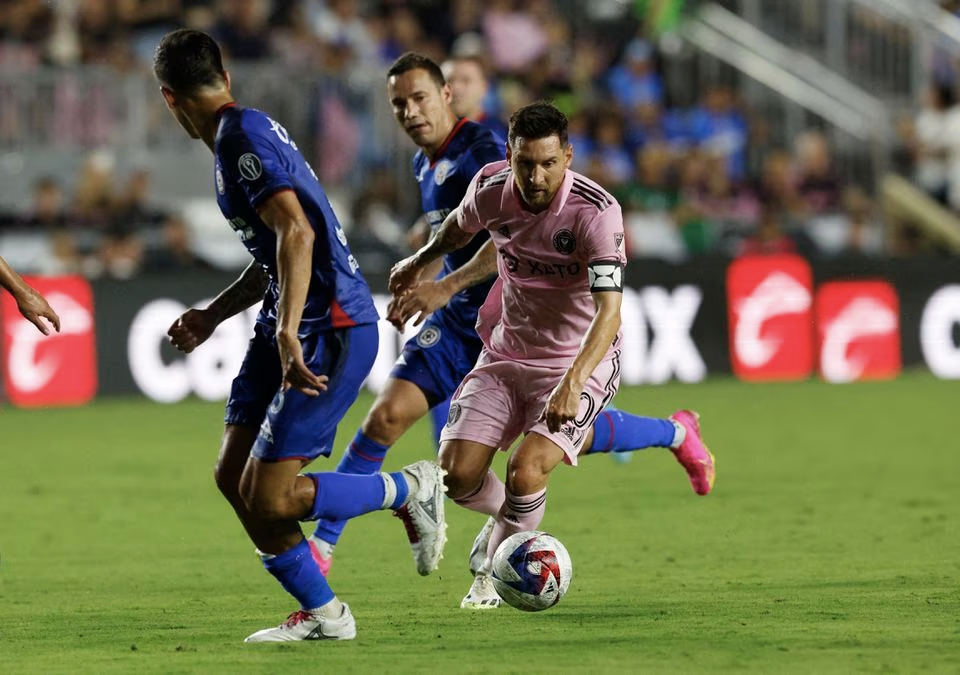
[
  {"left": 308, "top": 536, "right": 334, "bottom": 577},
  {"left": 669, "top": 410, "right": 715, "bottom": 496}
]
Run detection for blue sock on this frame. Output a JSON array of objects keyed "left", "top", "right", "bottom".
[
  {"left": 262, "top": 538, "right": 334, "bottom": 610},
  {"left": 305, "top": 472, "right": 389, "bottom": 522},
  {"left": 429, "top": 398, "right": 451, "bottom": 450},
  {"left": 312, "top": 432, "right": 389, "bottom": 545},
  {"left": 587, "top": 410, "right": 677, "bottom": 454}
]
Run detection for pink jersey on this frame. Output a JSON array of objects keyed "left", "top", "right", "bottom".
[{"left": 456, "top": 160, "right": 627, "bottom": 367}]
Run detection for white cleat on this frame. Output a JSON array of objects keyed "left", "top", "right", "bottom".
[
  {"left": 460, "top": 572, "right": 501, "bottom": 610},
  {"left": 468, "top": 517, "right": 495, "bottom": 576},
  {"left": 243, "top": 604, "right": 356, "bottom": 642},
  {"left": 395, "top": 459, "right": 448, "bottom": 576}
]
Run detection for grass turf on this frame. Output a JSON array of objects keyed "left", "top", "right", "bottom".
[{"left": 1, "top": 373, "right": 958, "bottom": 673}]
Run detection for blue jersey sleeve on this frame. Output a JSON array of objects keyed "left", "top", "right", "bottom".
[
  {"left": 218, "top": 128, "right": 294, "bottom": 210},
  {"left": 461, "top": 137, "right": 506, "bottom": 184}
]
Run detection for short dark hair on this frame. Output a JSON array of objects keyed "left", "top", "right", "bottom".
[
  {"left": 508, "top": 102, "right": 568, "bottom": 148},
  {"left": 387, "top": 52, "right": 445, "bottom": 88},
  {"left": 153, "top": 29, "right": 226, "bottom": 94}
]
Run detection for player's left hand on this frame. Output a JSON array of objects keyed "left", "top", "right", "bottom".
[
  {"left": 277, "top": 331, "right": 328, "bottom": 396},
  {"left": 542, "top": 377, "right": 583, "bottom": 434},
  {"left": 388, "top": 280, "right": 452, "bottom": 329}
]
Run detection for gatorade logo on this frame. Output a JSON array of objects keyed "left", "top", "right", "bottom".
[
  {"left": 727, "top": 255, "right": 814, "bottom": 381},
  {"left": 1, "top": 276, "right": 97, "bottom": 406},
  {"left": 816, "top": 281, "right": 900, "bottom": 382}
]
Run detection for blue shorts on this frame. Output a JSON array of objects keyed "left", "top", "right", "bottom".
[
  {"left": 390, "top": 308, "right": 483, "bottom": 407},
  {"left": 225, "top": 322, "right": 379, "bottom": 463}
]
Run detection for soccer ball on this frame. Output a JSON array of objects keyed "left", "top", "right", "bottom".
[{"left": 490, "top": 530, "right": 573, "bottom": 612}]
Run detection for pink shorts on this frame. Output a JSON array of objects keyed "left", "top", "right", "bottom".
[{"left": 439, "top": 349, "right": 621, "bottom": 466}]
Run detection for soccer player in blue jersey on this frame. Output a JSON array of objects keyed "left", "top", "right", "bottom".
[
  {"left": 152, "top": 29, "right": 447, "bottom": 642},
  {"left": 309, "top": 53, "right": 715, "bottom": 585}
]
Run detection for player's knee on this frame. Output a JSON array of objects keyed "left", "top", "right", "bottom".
[
  {"left": 440, "top": 455, "right": 483, "bottom": 500},
  {"left": 363, "top": 400, "right": 416, "bottom": 444},
  {"left": 213, "top": 460, "right": 242, "bottom": 504},
  {"left": 505, "top": 461, "right": 549, "bottom": 496},
  {"left": 240, "top": 485, "right": 298, "bottom": 522}
]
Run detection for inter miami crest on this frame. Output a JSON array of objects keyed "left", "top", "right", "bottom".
[
  {"left": 553, "top": 229, "right": 576, "bottom": 255},
  {"left": 446, "top": 403, "right": 462, "bottom": 426}
]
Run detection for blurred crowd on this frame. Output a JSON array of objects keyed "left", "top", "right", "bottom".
[{"left": 0, "top": 0, "right": 948, "bottom": 279}]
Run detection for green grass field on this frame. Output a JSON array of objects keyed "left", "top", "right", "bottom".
[{"left": 1, "top": 374, "right": 958, "bottom": 674}]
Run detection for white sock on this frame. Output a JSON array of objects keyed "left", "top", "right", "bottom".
[
  {"left": 670, "top": 420, "right": 686, "bottom": 449},
  {"left": 309, "top": 597, "right": 344, "bottom": 619},
  {"left": 308, "top": 535, "right": 335, "bottom": 558},
  {"left": 380, "top": 473, "right": 398, "bottom": 509}
]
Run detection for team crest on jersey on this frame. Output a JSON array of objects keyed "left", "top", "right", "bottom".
[
  {"left": 614, "top": 232, "right": 624, "bottom": 250},
  {"left": 268, "top": 390, "right": 285, "bottom": 415},
  {"left": 434, "top": 159, "right": 454, "bottom": 186},
  {"left": 238, "top": 153, "right": 263, "bottom": 181},
  {"left": 416, "top": 325, "right": 442, "bottom": 348},
  {"left": 446, "top": 403, "right": 462, "bottom": 426},
  {"left": 553, "top": 229, "right": 576, "bottom": 255},
  {"left": 215, "top": 168, "right": 225, "bottom": 194}
]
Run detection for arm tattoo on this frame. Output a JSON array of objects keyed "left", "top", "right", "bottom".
[{"left": 209, "top": 261, "right": 269, "bottom": 321}]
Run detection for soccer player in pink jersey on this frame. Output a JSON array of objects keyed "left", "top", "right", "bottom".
[{"left": 390, "top": 102, "right": 716, "bottom": 608}]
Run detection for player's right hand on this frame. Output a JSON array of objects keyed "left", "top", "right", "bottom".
[
  {"left": 388, "top": 280, "right": 451, "bottom": 329},
  {"left": 16, "top": 288, "right": 61, "bottom": 335},
  {"left": 168, "top": 308, "right": 218, "bottom": 353},
  {"left": 276, "top": 330, "right": 328, "bottom": 396},
  {"left": 388, "top": 255, "right": 423, "bottom": 296}
]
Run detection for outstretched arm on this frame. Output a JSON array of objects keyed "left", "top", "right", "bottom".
[
  {"left": 0, "top": 255, "right": 60, "bottom": 335},
  {"left": 168, "top": 259, "right": 268, "bottom": 354},
  {"left": 388, "top": 209, "right": 476, "bottom": 296},
  {"left": 387, "top": 238, "right": 498, "bottom": 329}
]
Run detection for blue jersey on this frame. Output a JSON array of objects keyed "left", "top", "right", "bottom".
[
  {"left": 214, "top": 104, "right": 379, "bottom": 332},
  {"left": 413, "top": 118, "right": 505, "bottom": 333}
]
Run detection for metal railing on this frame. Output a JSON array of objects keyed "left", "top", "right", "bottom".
[{"left": 0, "top": 63, "right": 411, "bottom": 210}]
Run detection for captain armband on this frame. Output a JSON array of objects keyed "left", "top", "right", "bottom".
[{"left": 587, "top": 260, "right": 625, "bottom": 292}]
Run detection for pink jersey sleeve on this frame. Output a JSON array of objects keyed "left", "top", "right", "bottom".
[
  {"left": 583, "top": 203, "right": 627, "bottom": 292},
  {"left": 456, "top": 160, "right": 510, "bottom": 234}
]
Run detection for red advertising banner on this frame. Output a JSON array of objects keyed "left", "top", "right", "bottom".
[
  {"left": 815, "top": 281, "right": 901, "bottom": 382},
  {"left": 1, "top": 275, "right": 97, "bottom": 406},
  {"left": 727, "top": 255, "right": 815, "bottom": 381}
]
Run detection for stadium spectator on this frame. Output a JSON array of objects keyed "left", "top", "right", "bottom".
[
  {"left": 443, "top": 54, "right": 508, "bottom": 142},
  {"left": 141, "top": 213, "right": 213, "bottom": 272},
  {"left": 482, "top": 0, "right": 550, "bottom": 75},
  {"left": 912, "top": 83, "right": 958, "bottom": 204},
  {"left": 794, "top": 130, "right": 844, "bottom": 216},
  {"left": 152, "top": 28, "right": 447, "bottom": 642},
  {"left": 212, "top": 0, "right": 272, "bottom": 60},
  {"left": 736, "top": 205, "right": 798, "bottom": 257},
  {"left": 687, "top": 84, "right": 750, "bottom": 181},
  {"left": 606, "top": 38, "right": 664, "bottom": 111}
]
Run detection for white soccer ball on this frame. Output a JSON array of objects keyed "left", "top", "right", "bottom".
[{"left": 490, "top": 530, "right": 573, "bottom": 612}]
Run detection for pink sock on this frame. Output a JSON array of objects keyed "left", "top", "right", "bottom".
[
  {"left": 453, "top": 469, "right": 506, "bottom": 516},
  {"left": 486, "top": 488, "right": 547, "bottom": 562}
]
